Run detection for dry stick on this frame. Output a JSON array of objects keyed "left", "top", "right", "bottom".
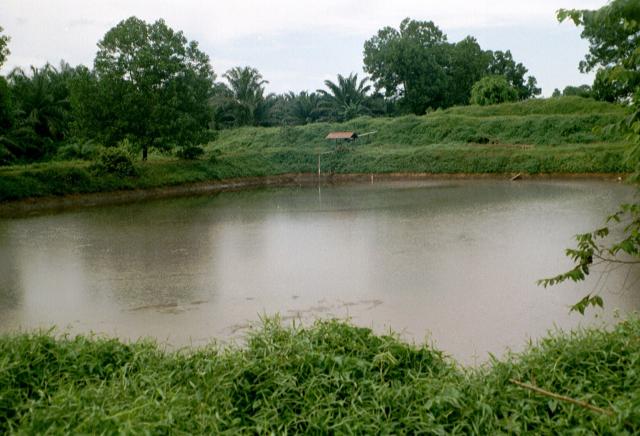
[{"left": 509, "top": 379, "right": 615, "bottom": 417}]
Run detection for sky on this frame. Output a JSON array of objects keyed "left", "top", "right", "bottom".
[{"left": 1, "top": 0, "right": 607, "bottom": 97}]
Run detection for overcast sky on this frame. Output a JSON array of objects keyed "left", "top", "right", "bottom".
[{"left": 1, "top": 0, "right": 606, "bottom": 96}]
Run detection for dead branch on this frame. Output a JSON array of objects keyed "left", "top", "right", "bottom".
[{"left": 509, "top": 379, "right": 614, "bottom": 417}]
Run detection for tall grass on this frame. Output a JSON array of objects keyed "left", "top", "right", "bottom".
[
  {"left": 0, "top": 97, "right": 630, "bottom": 202},
  {"left": 1, "top": 316, "right": 639, "bottom": 433}
]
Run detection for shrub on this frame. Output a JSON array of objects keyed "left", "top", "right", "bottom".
[
  {"left": 56, "top": 141, "right": 99, "bottom": 161},
  {"left": 208, "top": 148, "right": 222, "bottom": 163},
  {"left": 176, "top": 145, "right": 204, "bottom": 160},
  {"left": 470, "top": 75, "right": 519, "bottom": 106},
  {"left": 90, "top": 146, "right": 137, "bottom": 177}
]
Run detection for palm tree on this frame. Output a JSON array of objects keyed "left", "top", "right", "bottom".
[
  {"left": 317, "top": 73, "right": 372, "bottom": 121},
  {"left": 222, "top": 66, "right": 270, "bottom": 126},
  {"left": 3, "top": 61, "right": 76, "bottom": 161},
  {"left": 8, "top": 62, "right": 72, "bottom": 140},
  {"left": 288, "top": 91, "right": 322, "bottom": 125}
]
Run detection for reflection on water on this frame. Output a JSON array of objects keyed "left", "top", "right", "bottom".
[{"left": 1, "top": 180, "right": 639, "bottom": 364}]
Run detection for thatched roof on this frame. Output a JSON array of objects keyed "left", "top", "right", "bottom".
[{"left": 325, "top": 131, "right": 357, "bottom": 140}]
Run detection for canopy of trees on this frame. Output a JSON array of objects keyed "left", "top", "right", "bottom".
[
  {"left": 552, "top": 85, "right": 593, "bottom": 98},
  {"left": 363, "top": 18, "right": 540, "bottom": 114},
  {"left": 0, "top": 15, "right": 545, "bottom": 165}
]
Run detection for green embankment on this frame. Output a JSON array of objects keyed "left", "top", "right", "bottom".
[
  {"left": 0, "top": 97, "right": 631, "bottom": 202},
  {"left": 1, "top": 317, "right": 639, "bottom": 433}
]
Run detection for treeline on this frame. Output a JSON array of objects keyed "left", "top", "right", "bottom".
[{"left": 0, "top": 16, "right": 613, "bottom": 165}]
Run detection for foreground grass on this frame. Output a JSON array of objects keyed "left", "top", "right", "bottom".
[
  {"left": 0, "top": 97, "right": 632, "bottom": 202},
  {"left": 1, "top": 316, "right": 639, "bottom": 433}
]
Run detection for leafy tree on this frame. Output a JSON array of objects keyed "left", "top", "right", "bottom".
[
  {"left": 552, "top": 88, "right": 562, "bottom": 98},
  {"left": 73, "top": 17, "right": 215, "bottom": 160},
  {"left": 0, "top": 26, "right": 11, "bottom": 138},
  {"left": 446, "top": 37, "right": 493, "bottom": 107},
  {"left": 591, "top": 68, "right": 624, "bottom": 102},
  {"left": 487, "top": 50, "right": 541, "bottom": 100},
  {"left": 318, "top": 73, "right": 372, "bottom": 121},
  {"left": 0, "top": 25, "right": 9, "bottom": 68},
  {"left": 470, "top": 75, "right": 518, "bottom": 105},
  {"left": 562, "top": 84, "right": 592, "bottom": 98},
  {"left": 0, "top": 76, "right": 11, "bottom": 132},
  {"left": 542, "top": 0, "right": 640, "bottom": 313},
  {"left": 363, "top": 18, "right": 539, "bottom": 114},
  {"left": 559, "top": 0, "right": 640, "bottom": 102},
  {"left": 363, "top": 18, "right": 450, "bottom": 114}
]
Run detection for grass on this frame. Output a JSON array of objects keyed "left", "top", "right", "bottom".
[
  {"left": 0, "top": 96, "right": 632, "bottom": 202},
  {"left": 1, "top": 316, "right": 639, "bottom": 433}
]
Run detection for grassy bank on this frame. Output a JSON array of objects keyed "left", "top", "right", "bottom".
[
  {"left": 0, "top": 97, "right": 631, "bottom": 202},
  {"left": 1, "top": 316, "right": 639, "bottom": 433}
]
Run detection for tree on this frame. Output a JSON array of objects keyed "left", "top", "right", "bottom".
[
  {"left": 221, "top": 66, "right": 271, "bottom": 126},
  {"left": 73, "top": 17, "right": 215, "bottom": 160},
  {"left": 9, "top": 63, "right": 74, "bottom": 141},
  {"left": 487, "top": 50, "right": 541, "bottom": 100},
  {"left": 0, "top": 26, "right": 11, "bottom": 136},
  {"left": 561, "top": 84, "right": 592, "bottom": 98},
  {"left": 363, "top": 18, "right": 539, "bottom": 114},
  {"left": 541, "top": 0, "right": 640, "bottom": 313},
  {"left": 0, "top": 62, "right": 77, "bottom": 163},
  {"left": 470, "top": 75, "right": 518, "bottom": 105},
  {"left": 363, "top": 18, "right": 450, "bottom": 114},
  {"left": 591, "top": 69, "right": 624, "bottom": 102},
  {"left": 289, "top": 92, "right": 322, "bottom": 125},
  {"left": 0, "top": 26, "right": 9, "bottom": 68},
  {"left": 446, "top": 37, "right": 493, "bottom": 107},
  {"left": 558, "top": 0, "right": 640, "bottom": 102},
  {"left": 318, "top": 73, "right": 371, "bottom": 121}
]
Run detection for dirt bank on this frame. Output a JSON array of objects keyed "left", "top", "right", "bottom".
[{"left": 0, "top": 172, "right": 626, "bottom": 218}]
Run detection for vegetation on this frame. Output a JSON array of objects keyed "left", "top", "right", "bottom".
[
  {"left": 317, "top": 73, "right": 372, "bottom": 121},
  {"left": 0, "top": 97, "right": 630, "bottom": 202},
  {"left": 215, "top": 66, "right": 271, "bottom": 127},
  {"left": 559, "top": 0, "right": 640, "bottom": 103},
  {"left": 0, "top": 14, "right": 547, "bottom": 167},
  {"left": 363, "top": 18, "right": 539, "bottom": 114},
  {"left": 552, "top": 84, "right": 593, "bottom": 99},
  {"left": 1, "top": 316, "right": 639, "bottom": 433},
  {"left": 0, "top": 25, "right": 9, "bottom": 67},
  {"left": 72, "top": 17, "right": 216, "bottom": 161},
  {"left": 541, "top": 0, "right": 640, "bottom": 314},
  {"left": 470, "top": 75, "right": 519, "bottom": 106}
]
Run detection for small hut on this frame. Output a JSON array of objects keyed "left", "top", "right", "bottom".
[{"left": 326, "top": 131, "right": 358, "bottom": 143}]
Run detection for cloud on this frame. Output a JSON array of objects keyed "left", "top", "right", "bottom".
[{"left": 1, "top": 0, "right": 606, "bottom": 94}]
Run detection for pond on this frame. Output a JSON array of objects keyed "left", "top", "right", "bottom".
[{"left": 1, "top": 179, "right": 639, "bottom": 364}]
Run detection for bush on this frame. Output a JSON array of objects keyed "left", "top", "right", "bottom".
[
  {"left": 56, "top": 141, "right": 99, "bottom": 161},
  {"left": 470, "top": 75, "right": 519, "bottom": 106},
  {"left": 90, "top": 146, "right": 137, "bottom": 177},
  {"left": 208, "top": 148, "right": 222, "bottom": 163},
  {"left": 176, "top": 145, "right": 204, "bottom": 160}
]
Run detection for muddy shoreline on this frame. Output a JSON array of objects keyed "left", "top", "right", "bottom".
[{"left": 0, "top": 172, "right": 626, "bottom": 217}]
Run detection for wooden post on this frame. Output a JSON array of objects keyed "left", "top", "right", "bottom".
[{"left": 317, "top": 153, "right": 321, "bottom": 177}]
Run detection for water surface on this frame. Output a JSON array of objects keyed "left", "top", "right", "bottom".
[{"left": 1, "top": 180, "right": 638, "bottom": 364}]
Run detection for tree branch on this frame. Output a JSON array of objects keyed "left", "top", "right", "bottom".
[{"left": 509, "top": 379, "right": 614, "bottom": 417}]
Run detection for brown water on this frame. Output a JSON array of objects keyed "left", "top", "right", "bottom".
[{"left": 1, "top": 180, "right": 639, "bottom": 364}]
